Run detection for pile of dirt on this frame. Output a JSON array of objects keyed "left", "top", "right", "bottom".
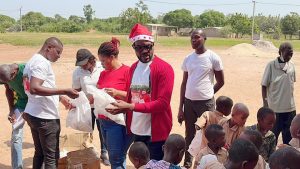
[
  {"left": 225, "top": 43, "right": 269, "bottom": 58},
  {"left": 252, "top": 40, "right": 278, "bottom": 51}
]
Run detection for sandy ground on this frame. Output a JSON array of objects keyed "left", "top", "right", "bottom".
[{"left": 0, "top": 43, "right": 299, "bottom": 169}]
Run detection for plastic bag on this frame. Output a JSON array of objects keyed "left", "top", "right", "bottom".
[
  {"left": 66, "top": 91, "right": 93, "bottom": 132},
  {"left": 188, "top": 129, "right": 203, "bottom": 157},
  {"left": 89, "top": 86, "right": 125, "bottom": 126}
]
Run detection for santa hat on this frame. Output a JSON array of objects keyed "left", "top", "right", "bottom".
[{"left": 129, "top": 23, "right": 154, "bottom": 43}]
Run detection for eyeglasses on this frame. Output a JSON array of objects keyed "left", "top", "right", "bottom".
[{"left": 132, "top": 44, "right": 154, "bottom": 52}]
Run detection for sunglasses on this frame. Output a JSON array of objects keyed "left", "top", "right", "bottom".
[{"left": 132, "top": 44, "right": 154, "bottom": 52}]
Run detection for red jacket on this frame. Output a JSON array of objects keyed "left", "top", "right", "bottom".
[{"left": 125, "top": 56, "right": 174, "bottom": 142}]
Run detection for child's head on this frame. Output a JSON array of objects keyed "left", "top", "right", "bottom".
[
  {"left": 205, "top": 124, "right": 226, "bottom": 148},
  {"left": 216, "top": 96, "right": 233, "bottom": 116},
  {"left": 257, "top": 107, "right": 276, "bottom": 134},
  {"left": 290, "top": 114, "right": 300, "bottom": 139},
  {"left": 128, "top": 142, "right": 150, "bottom": 169},
  {"left": 269, "top": 147, "right": 300, "bottom": 169},
  {"left": 226, "top": 139, "right": 259, "bottom": 169},
  {"left": 231, "top": 103, "right": 249, "bottom": 126},
  {"left": 163, "top": 134, "right": 186, "bottom": 165},
  {"left": 239, "top": 130, "right": 263, "bottom": 150}
]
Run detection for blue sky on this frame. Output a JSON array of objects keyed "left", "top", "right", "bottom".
[{"left": 0, "top": 0, "right": 300, "bottom": 20}]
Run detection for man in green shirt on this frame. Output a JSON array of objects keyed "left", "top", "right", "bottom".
[{"left": 0, "top": 63, "right": 28, "bottom": 169}]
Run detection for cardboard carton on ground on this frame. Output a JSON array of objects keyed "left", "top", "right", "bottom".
[{"left": 67, "top": 147, "right": 100, "bottom": 169}]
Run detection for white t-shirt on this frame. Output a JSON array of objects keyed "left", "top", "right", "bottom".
[
  {"left": 72, "top": 61, "right": 103, "bottom": 108},
  {"left": 182, "top": 50, "right": 223, "bottom": 100},
  {"left": 23, "top": 54, "right": 60, "bottom": 119},
  {"left": 130, "top": 61, "right": 152, "bottom": 136}
]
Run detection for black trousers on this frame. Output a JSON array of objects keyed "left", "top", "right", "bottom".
[
  {"left": 24, "top": 113, "right": 60, "bottom": 169},
  {"left": 134, "top": 135, "right": 165, "bottom": 161},
  {"left": 183, "top": 98, "right": 215, "bottom": 168},
  {"left": 272, "top": 111, "right": 296, "bottom": 145}
]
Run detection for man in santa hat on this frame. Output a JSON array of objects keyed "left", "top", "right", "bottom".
[{"left": 106, "top": 23, "right": 175, "bottom": 160}]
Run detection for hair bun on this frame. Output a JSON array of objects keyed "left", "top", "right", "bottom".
[{"left": 111, "top": 37, "right": 120, "bottom": 49}]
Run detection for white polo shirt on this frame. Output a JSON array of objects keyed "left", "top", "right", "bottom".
[{"left": 261, "top": 58, "right": 296, "bottom": 113}]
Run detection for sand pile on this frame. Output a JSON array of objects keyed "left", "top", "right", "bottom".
[
  {"left": 225, "top": 43, "right": 270, "bottom": 58},
  {"left": 252, "top": 40, "right": 278, "bottom": 51}
]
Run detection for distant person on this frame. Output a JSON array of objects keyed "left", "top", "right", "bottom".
[
  {"left": 178, "top": 29, "right": 224, "bottom": 168},
  {"left": 239, "top": 130, "right": 268, "bottom": 169},
  {"left": 23, "top": 37, "right": 79, "bottom": 169},
  {"left": 72, "top": 48, "right": 109, "bottom": 165},
  {"left": 0, "top": 63, "right": 28, "bottom": 169},
  {"left": 145, "top": 134, "right": 186, "bottom": 169},
  {"left": 269, "top": 147, "right": 300, "bottom": 169},
  {"left": 193, "top": 124, "right": 228, "bottom": 169},
  {"left": 106, "top": 23, "right": 175, "bottom": 160},
  {"left": 247, "top": 107, "right": 276, "bottom": 161},
  {"left": 261, "top": 42, "right": 296, "bottom": 144},
  {"left": 128, "top": 142, "right": 150, "bottom": 169},
  {"left": 218, "top": 103, "right": 249, "bottom": 148}
]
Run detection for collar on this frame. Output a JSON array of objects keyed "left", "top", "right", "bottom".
[
  {"left": 207, "top": 146, "right": 225, "bottom": 156},
  {"left": 138, "top": 165, "right": 146, "bottom": 169},
  {"left": 256, "top": 124, "right": 273, "bottom": 138},
  {"left": 228, "top": 119, "right": 238, "bottom": 131}
]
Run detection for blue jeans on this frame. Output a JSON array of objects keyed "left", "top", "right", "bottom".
[
  {"left": 97, "top": 119, "right": 133, "bottom": 169},
  {"left": 11, "top": 108, "right": 24, "bottom": 169}
]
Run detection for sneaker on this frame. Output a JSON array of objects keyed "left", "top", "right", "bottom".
[{"left": 100, "top": 152, "right": 110, "bottom": 166}]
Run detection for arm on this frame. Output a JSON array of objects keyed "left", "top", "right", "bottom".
[
  {"left": 178, "top": 72, "right": 188, "bottom": 124},
  {"left": 262, "top": 86, "right": 268, "bottom": 107},
  {"left": 214, "top": 70, "right": 224, "bottom": 93},
  {"left": 5, "top": 84, "right": 15, "bottom": 123},
  {"left": 104, "top": 88, "right": 127, "bottom": 100},
  {"left": 30, "top": 76, "right": 78, "bottom": 99}
]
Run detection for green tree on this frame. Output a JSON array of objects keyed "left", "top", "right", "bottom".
[
  {"left": 0, "top": 14, "right": 15, "bottom": 33},
  {"left": 69, "top": 15, "right": 86, "bottom": 24},
  {"left": 227, "top": 13, "right": 252, "bottom": 38},
  {"left": 22, "top": 12, "right": 47, "bottom": 32},
  {"left": 119, "top": 0, "right": 152, "bottom": 32},
  {"left": 54, "top": 14, "right": 66, "bottom": 22},
  {"left": 162, "top": 9, "right": 194, "bottom": 28},
  {"left": 255, "top": 14, "right": 280, "bottom": 34},
  {"left": 195, "top": 10, "right": 225, "bottom": 28},
  {"left": 83, "top": 4, "right": 95, "bottom": 23},
  {"left": 281, "top": 12, "right": 300, "bottom": 39}
]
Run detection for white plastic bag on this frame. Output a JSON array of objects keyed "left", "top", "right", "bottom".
[
  {"left": 89, "top": 86, "right": 125, "bottom": 126},
  {"left": 66, "top": 91, "right": 92, "bottom": 132},
  {"left": 188, "top": 129, "right": 203, "bottom": 157}
]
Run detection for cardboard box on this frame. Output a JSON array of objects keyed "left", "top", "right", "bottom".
[
  {"left": 67, "top": 147, "right": 100, "bottom": 169},
  {"left": 59, "top": 132, "right": 93, "bottom": 152}
]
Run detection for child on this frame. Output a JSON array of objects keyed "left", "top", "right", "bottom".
[
  {"left": 289, "top": 114, "right": 300, "bottom": 149},
  {"left": 128, "top": 142, "right": 150, "bottom": 169},
  {"left": 247, "top": 107, "right": 276, "bottom": 161},
  {"left": 269, "top": 147, "right": 300, "bottom": 169},
  {"left": 201, "top": 139, "right": 259, "bottom": 169},
  {"left": 189, "top": 96, "right": 233, "bottom": 155},
  {"left": 194, "top": 124, "right": 228, "bottom": 169},
  {"left": 218, "top": 103, "right": 249, "bottom": 148},
  {"left": 239, "top": 130, "right": 268, "bottom": 169},
  {"left": 146, "top": 134, "right": 185, "bottom": 169}
]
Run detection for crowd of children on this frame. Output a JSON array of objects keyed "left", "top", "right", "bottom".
[{"left": 127, "top": 96, "right": 300, "bottom": 169}]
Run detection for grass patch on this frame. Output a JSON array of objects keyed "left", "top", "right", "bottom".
[{"left": 1, "top": 32, "right": 299, "bottom": 51}]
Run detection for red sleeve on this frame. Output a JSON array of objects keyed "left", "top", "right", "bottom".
[{"left": 133, "top": 63, "right": 174, "bottom": 114}]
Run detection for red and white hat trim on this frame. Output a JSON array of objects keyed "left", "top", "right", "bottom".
[{"left": 129, "top": 23, "right": 154, "bottom": 43}]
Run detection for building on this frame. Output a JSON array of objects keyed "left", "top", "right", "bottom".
[{"left": 146, "top": 24, "right": 178, "bottom": 36}]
